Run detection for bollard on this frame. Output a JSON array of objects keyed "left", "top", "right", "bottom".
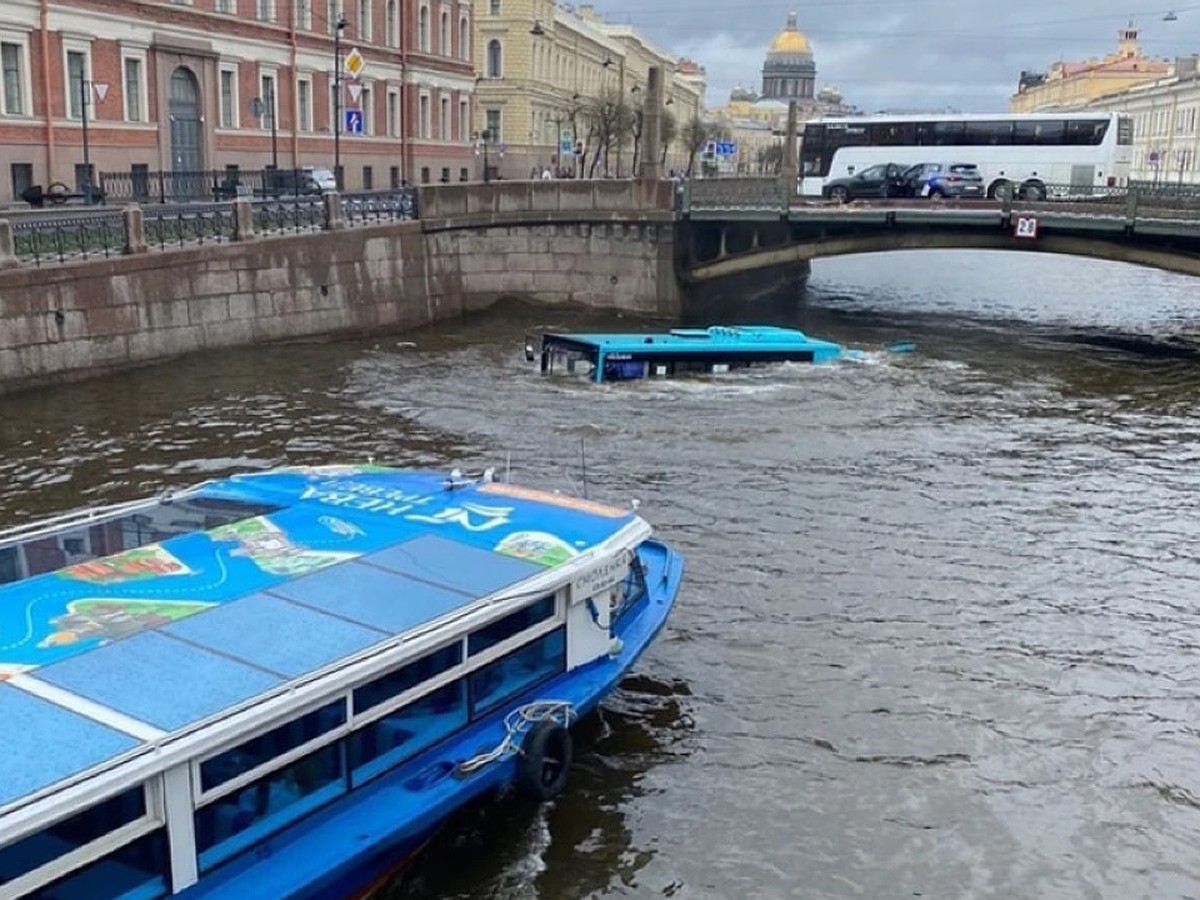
[
  {"left": 123, "top": 206, "right": 148, "bottom": 254},
  {"left": 324, "top": 191, "right": 344, "bottom": 230},
  {"left": 1125, "top": 187, "right": 1138, "bottom": 226},
  {"left": 0, "top": 219, "right": 17, "bottom": 269},
  {"left": 233, "top": 198, "right": 255, "bottom": 241}
]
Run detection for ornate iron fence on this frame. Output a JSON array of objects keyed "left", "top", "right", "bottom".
[
  {"left": 252, "top": 197, "right": 325, "bottom": 235},
  {"left": 11, "top": 212, "right": 126, "bottom": 266},
  {"left": 342, "top": 188, "right": 419, "bottom": 225},
  {"left": 143, "top": 204, "right": 237, "bottom": 249}
]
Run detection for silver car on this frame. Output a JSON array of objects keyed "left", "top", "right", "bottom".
[{"left": 901, "top": 162, "right": 985, "bottom": 199}]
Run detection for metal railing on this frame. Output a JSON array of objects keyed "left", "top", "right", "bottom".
[
  {"left": 98, "top": 168, "right": 356, "bottom": 204},
  {"left": 11, "top": 211, "right": 126, "bottom": 267},
  {"left": 143, "top": 204, "right": 237, "bottom": 250},
  {"left": 6, "top": 188, "right": 422, "bottom": 267}
]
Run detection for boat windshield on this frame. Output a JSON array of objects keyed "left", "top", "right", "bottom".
[{"left": 0, "top": 496, "right": 282, "bottom": 587}]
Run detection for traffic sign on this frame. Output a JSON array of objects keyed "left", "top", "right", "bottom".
[
  {"left": 347, "top": 83, "right": 362, "bottom": 105},
  {"left": 715, "top": 141, "right": 737, "bottom": 156},
  {"left": 93, "top": 82, "right": 109, "bottom": 102},
  {"left": 1014, "top": 215, "right": 1039, "bottom": 239},
  {"left": 344, "top": 47, "right": 365, "bottom": 78},
  {"left": 559, "top": 139, "right": 574, "bottom": 155},
  {"left": 344, "top": 108, "right": 363, "bottom": 135}
]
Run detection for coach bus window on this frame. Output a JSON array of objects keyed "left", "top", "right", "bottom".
[
  {"left": 1066, "top": 119, "right": 1108, "bottom": 145},
  {"left": 1014, "top": 119, "right": 1065, "bottom": 145},
  {"left": 931, "top": 122, "right": 965, "bottom": 145},
  {"left": 869, "top": 122, "right": 915, "bottom": 145},
  {"left": 964, "top": 120, "right": 1013, "bottom": 145}
]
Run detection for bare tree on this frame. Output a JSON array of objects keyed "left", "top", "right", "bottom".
[
  {"left": 659, "top": 109, "right": 678, "bottom": 168},
  {"left": 681, "top": 115, "right": 725, "bottom": 177},
  {"left": 581, "top": 86, "right": 635, "bottom": 178},
  {"left": 758, "top": 143, "right": 783, "bottom": 174}
]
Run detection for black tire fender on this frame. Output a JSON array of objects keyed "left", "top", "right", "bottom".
[{"left": 516, "top": 720, "right": 573, "bottom": 802}]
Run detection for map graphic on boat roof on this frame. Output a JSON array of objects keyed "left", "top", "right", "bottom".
[{"left": 0, "top": 466, "right": 641, "bottom": 809}]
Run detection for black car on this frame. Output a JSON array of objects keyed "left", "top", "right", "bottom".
[{"left": 822, "top": 163, "right": 909, "bottom": 202}]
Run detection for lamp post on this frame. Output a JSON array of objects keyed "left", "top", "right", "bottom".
[
  {"left": 333, "top": 13, "right": 347, "bottom": 191},
  {"left": 79, "top": 75, "right": 92, "bottom": 202}
]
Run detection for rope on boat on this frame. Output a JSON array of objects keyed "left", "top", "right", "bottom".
[{"left": 456, "top": 700, "right": 575, "bottom": 775}]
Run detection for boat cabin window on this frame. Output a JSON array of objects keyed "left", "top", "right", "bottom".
[
  {"left": 352, "top": 643, "right": 463, "bottom": 716},
  {"left": 613, "top": 557, "right": 648, "bottom": 622},
  {"left": 467, "top": 595, "right": 556, "bottom": 656},
  {"left": 199, "top": 699, "right": 347, "bottom": 793},
  {"left": 195, "top": 742, "right": 346, "bottom": 871},
  {"left": 0, "top": 784, "right": 168, "bottom": 899},
  {"left": 0, "top": 496, "right": 282, "bottom": 587},
  {"left": 348, "top": 680, "right": 468, "bottom": 786},
  {"left": 469, "top": 627, "right": 566, "bottom": 717}
]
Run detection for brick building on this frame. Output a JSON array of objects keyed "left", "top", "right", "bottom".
[{"left": 0, "top": 0, "right": 477, "bottom": 205}]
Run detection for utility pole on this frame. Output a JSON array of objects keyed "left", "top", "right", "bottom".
[{"left": 334, "top": 14, "right": 347, "bottom": 190}]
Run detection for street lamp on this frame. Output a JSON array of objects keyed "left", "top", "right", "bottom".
[
  {"left": 78, "top": 75, "right": 93, "bottom": 202},
  {"left": 252, "top": 85, "right": 279, "bottom": 171},
  {"left": 333, "top": 13, "right": 348, "bottom": 190}
]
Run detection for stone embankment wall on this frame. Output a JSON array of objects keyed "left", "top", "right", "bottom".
[{"left": 0, "top": 180, "right": 678, "bottom": 395}]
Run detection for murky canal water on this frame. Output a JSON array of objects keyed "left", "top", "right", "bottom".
[{"left": 4, "top": 250, "right": 1200, "bottom": 899}]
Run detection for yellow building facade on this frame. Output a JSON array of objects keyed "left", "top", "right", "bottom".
[
  {"left": 473, "top": 0, "right": 705, "bottom": 178},
  {"left": 1010, "top": 24, "right": 1170, "bottom": 112}
]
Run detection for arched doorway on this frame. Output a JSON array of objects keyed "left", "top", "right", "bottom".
[{"left": 168, "top": 67, "right": 202, "bottom": 173}]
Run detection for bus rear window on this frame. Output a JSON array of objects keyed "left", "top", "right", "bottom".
[{"left": 1117, "top": 116, "right": 1133, "bottom": 145}]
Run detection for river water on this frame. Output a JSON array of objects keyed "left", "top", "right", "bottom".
[{"left": 3, "top": 249, "right": 1200, "bottom": 899}]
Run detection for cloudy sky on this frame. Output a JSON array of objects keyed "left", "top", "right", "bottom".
[{"left": 579, "top": 0, "right": 1200, "bottom": 112}]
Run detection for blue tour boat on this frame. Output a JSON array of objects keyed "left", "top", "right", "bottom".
[
  {"left": 0, "top": 465, "right": 683, "bottom": 899},
  {"left": 527, "top": 324, "right": 845, "bottom": 383}
]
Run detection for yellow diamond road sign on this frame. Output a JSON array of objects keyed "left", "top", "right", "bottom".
[{"left": 344, "top": 47, "right": 365, "bottom": 78}]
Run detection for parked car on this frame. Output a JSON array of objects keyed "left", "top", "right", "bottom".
[
  {"left": 901, "top": 162, "right": 985, "bottom": 199},
  {"left": 822, "top": 163, "right": 909, "bottom": 202},
  {"left": 262, "top": 166, "right": 338, "bottom": 196}
]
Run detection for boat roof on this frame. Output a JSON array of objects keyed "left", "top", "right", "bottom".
[
  {"left": 543, "top": 325, "right": 842, "bottom": 355},
  {"left": 0, "top": 466, "right": 643, "bottom": 816}
]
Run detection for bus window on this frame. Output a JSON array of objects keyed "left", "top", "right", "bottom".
[
  {"left": 869, "top": 122, "right": 915, "bottom": 145},
  {"left": 1066, "top": 119, "right": 1108, "bottom": 145},
  {"left": 1117, "top": 116, "right": 1133, "bottom": 145},
  {"left": 1014, "top": 119, "right": 1065, "bottom": 145},
  {"left": 964, "top": 121, "right": 1013, "bottom": 145},
  {"left": 930, "top": 122, "right": 965, "bottom": 145}
]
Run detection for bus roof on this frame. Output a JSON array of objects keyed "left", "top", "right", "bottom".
[{"left": 805, "top": 111, "right": 1121, "bottom": 126}]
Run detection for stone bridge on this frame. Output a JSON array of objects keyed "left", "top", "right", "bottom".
[{"left": 679, "top": 177, "right": 1200, "bottom": 282}]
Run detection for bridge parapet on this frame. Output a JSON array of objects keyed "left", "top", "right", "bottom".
[
  {"left": 683, "top": 177, "right": 786, "bottom": 217},
  {"left": 417, "top": 179, "right": 674, "bottom": 219}
]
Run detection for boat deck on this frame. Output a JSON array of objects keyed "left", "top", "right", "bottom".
[{"left": 0, "top": 467, "right": 639, "bottom": 816}]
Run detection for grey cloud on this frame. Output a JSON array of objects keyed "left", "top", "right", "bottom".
[{"left": 581, "top": 0, "right": 1198, "bottom": 111}]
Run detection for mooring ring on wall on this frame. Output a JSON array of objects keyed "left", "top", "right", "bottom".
[{"left": 610, "top": 275, "right": 619, "bottom": 285}]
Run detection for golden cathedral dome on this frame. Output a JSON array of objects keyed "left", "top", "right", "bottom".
[{"left": 769, "top": 11, "right": 811, "bottom": 55}]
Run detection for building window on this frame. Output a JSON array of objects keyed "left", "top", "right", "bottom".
[
  {"left": 459, "top": 166, "right": 467, "bottom": 181},
  {"left": 459, "top": 16, "right": 469, "bottom": 61},
  {"left": 358, "top": 0, "right": 371, "bottom": 44},
  {"left": 419, "top": 5, "right": 429, "bottom": 52},
  {"left": 458, "top": 99, "right": 468, "bottom": 142},
  {"left": 327, "top": 0, "right": 340, "bottom": 34},
  {"left": 361, "top": 85, "right": 372, "bottom": 134},
  {"left": 485, "top": 108, "right": 500, "bottom": 143},
  {"left": 295, "top": 0, "right": 311, "bottom": 29},
  {"left": 219, "top": 67, "right": 237, "bottom": 128},
  {"left": 257, "top": 0, "right": 275, "bottom": 21},
  {"left": 216, "top": 0, "right": 233, "bottom": 11},
  {"left": 65, "top": 49, "right": 88, "bottom": 120},
  {"left": 420, "top": 166, "right": 430, "bottom": 183},
  {"left": 390, "top": 165, "right": 400, "bottom": 187},
  {"left": 260, "top": 73, "right": 277, "bottom": 131},
  {"left": 440, "top": 10, "right": 450, "bottom": 55},
  {"left": 489, "top": 0, "right": 499, "bottom": 13},
  {"left": 10, "top": 162, "right": 32, "bottom": 198},
  {"left": 419, "top": 93, "right": 430, "bottom": 139},
  {"left": 297, "top": 77, "right": 312, "bottom": 131},
  {"left": 486, "top": 40, "right": 501, "bottom": 78},
  {"left": 1, "top": 41, "right": 27, "bottom": 116},
  {"left": 386, "top": 0, "right": 397, "bottom": 47},
  {"left": 440, "top": 95, "right": 449, "bottom": 140},
  {"left": 122, "top": 56, "right": 143, "bottom": 122},
  {"left": 386, "top": 89, "right": 398, "bottom": 137},
  {"left": 362, "top": 165, "right": 373, "bottom": 189}
]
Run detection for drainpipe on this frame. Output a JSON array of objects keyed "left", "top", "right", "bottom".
[
  {"left": 40, "top": 0, "right": 55, "bottom": 185},
  {"left": 289, "top": 4, "right": 299, "bottom": 167},
  {"left": 399, "top": 0, "right": 409, "bottom": 183}
]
